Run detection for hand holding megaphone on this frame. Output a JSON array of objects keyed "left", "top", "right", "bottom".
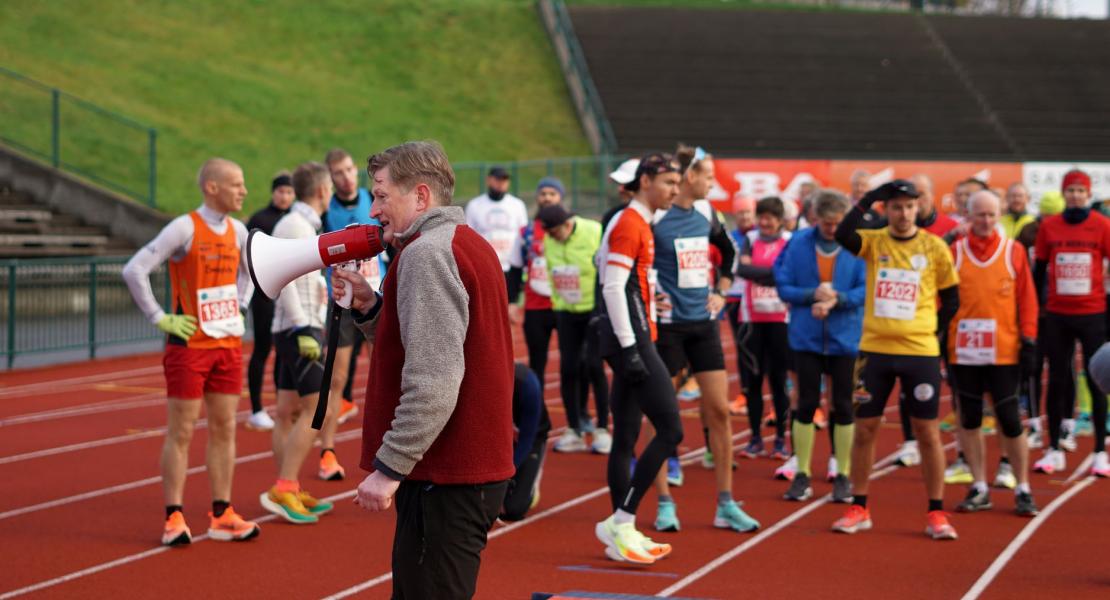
[
  {"left": 247, "top": 223, "right": 385, "bottom": 301},
  {"left": 332, "top": 265, "right": 377, "bottom": 312}
]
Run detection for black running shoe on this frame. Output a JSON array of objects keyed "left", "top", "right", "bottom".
[
  {"left": 831, "top": 474, "right": 853, "bottom": 504},
  {"left": 956, "top": 487, "right": 992, "bottom": 513},
  {"left": 784, "top": 473, "right": 813, "bottom": 502},
  {"left": 1015, "top": 492, "right": 1039, "bottom": 517}
]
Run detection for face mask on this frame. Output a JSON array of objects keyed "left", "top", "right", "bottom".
[
  {"left": 1063, "top": 206, "right": 1090, "bottom": 225},
  {"left": 488, "top": 189, "right": 506, "bottom": 201}
]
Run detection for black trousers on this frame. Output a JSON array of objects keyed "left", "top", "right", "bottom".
[
  {"left": 248, "top": 296, "right": 279, "bottom": 413},
  {"left": 795, "top": 351, "right": 854, "bottom": 426},
  {"left": 741, "top": 322, "right": 791, "bottom": 438},
  {"left": 1042, "top": 312, "right": 1107, "bottom": 452},
  {"left": 523, "top": 309, "right": 557, "bottom": 383},
  {"left": 392, "top": 479, "right": 508, "bottom": 600},
  {"left": 555, "top": 311, "right": 610, "bottom": 432},
  {"left": 501, "top": 404, "right": 552, "bottom": 521}
]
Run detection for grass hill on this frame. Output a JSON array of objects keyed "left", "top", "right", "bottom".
[{"left": 0, "top": 0, "right": 589, "bottom": 215}]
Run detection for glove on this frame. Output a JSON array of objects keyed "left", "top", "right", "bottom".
[
  {"left": 620, "top": 345, "right": 651, "bottom": 384},
  {"left": 156, "top": 314, "right": 197, "bottom": 340},
  {"left": 1019, "top": 337, "right": 1037, "bottom": 381},
  {"left": 297, "top": 331, "right": 321, "bottom": 361}
]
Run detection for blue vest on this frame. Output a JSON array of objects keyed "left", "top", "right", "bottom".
[
  {"left": 653, "top": 203, "right": 714, "bottom": 323},
  {"left": 324, "top": 188, "right": 386, "bottom": 293}
]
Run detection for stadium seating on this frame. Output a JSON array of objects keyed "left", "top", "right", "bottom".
[{"left": 0, "top": 186, "right": 133, "bottom": 257}]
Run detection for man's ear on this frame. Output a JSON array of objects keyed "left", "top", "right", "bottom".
[{"left": 415, "top": 183, "right": 432, "bottom": 210}]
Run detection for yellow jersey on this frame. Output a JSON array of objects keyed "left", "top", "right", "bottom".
[{"left": 857, "top": 228, "right": 959, "bottom": 356}]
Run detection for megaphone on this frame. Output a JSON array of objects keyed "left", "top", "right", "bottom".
[{"left": 246, "top": 223, "right": 384, "bottom": 303}]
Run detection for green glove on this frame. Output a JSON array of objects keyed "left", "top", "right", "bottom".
[
  {"left": 157, "top": 314, "right": 198, "bottom": 340},
  {"left": 297, "top": 334, "right": 321, "bottom": 361}
]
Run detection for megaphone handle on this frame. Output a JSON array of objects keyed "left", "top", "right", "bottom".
[
  {"left": 312, "top": 300, "right": 344, "bottom": 431},
  {"left": 335, "top": 262, "right": 355, "bottom": 308}
]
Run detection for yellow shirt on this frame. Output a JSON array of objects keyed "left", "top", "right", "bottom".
[{"left": 857, "top": 228, "right": 959, "bottom": 356}]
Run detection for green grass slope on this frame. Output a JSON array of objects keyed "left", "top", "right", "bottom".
[{"left": 0, "top": 0, "right": 588, "bottom": 215}]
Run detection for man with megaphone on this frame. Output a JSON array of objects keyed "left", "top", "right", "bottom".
[{"left": 331, "top": 141, "right": 514, "bottom": 600}]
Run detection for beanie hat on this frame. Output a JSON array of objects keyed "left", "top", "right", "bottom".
[
  {"left": 1039, "top": 191, "right": 1064, "bottom": 216},
  {"left": 1061, "top": 169, "right": 1091, "bottom": 193},
  {"left": 271, "top": 173, "right": 293, "bottom": 191},
  {"left": 536, "top": 176, "right": 566, "bottom": 198}
]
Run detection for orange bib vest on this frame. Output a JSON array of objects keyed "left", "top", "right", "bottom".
[
  {"left": 947, "top": 237, "right": 1019, "bottom": 365},
  {"left": 168, "top": 212, "right": 242, "bottom": 349}
]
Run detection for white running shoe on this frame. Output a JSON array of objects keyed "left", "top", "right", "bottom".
[
  {"left": 246, "top": 410, "right": 275, "bottom": 431},
  {"left": 1060, "top": 431, "right": 1078, "bottom": 453},
  {"left": 826, "top": 457, "right": 839, "bottom": 482},
  {"left": 774, "top": 455, "right": 798, "bottom": 481},
  {"left": 992, "top": 462, "right": 1017, "bottom": 490},
  {"left": 591, "top": 429, "right": 613, "bottom": 455},
  {"left": 1091, "top": 451, "right": 1110, "bottom": 478},
  {"left": 1033, "top": 449, "right": 1066, "bottom": 475},
  {"left": 895, "top": 440, "right": 921, "bottom": 467},
  {"left": 1027, "top": 429, "right": 1044, "bottom": 450},
  {"left": 553, "top": 429, "right": 588, "bottom": 453}
]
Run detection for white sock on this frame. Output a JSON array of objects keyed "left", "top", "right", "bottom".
[
  {"left": 1016, "top": 483, "right": 1031, "bottom": 495},
  {"left": 613, "top": 509, "right": 635, "bottom": 525},
  {"left": 972, "top": 481, "right": 988, "bottom": 494}
]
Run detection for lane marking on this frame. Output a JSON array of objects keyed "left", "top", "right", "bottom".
[
  {"left": 1063, "top": 453, "right": 1094, "bottom": 485},
  {"left": 557, "top": 565, "right": 680, "bottom": 579},
  {"left": 0, "top": 366, "right": 164, "bottom": 398},
  {"left": 959, "top": 476, "right": 1096, "bottom": 600},
  {"left": 0, "top": 395, "right": 165, "bottom": 427}
]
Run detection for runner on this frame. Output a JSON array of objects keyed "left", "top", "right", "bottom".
[
  {"left": 1032, "top": 169, "right": 1110, "bottom": 477},
  {"left": 594, "top": 152, "right": 686, "bottom": 565},
  {"left": 725, "top": 195, "right": 756, "bottom": 416},
  {"left": 122, "top": 157, "right": 260, "bottom": 545},
  {"left": 831, "top": 179, "right": 961, "bottom": 540},
  {"left": 465, "top": 165, "right": 529, "bottom": 295},
  {"left": 649, "top": 145, "right": 758, "bottom": 534},
  {"left": 946, "top": 191, "right": 1040, "bottom": 515},
  {"left": 259, "top": 162, "right": 336, "bottom": 524},
  {"left": 501, "top": 362, "right": 550, "bottom": 521},
  {"left": 774, "top": 189, "right": 866, "bottom": 503}
]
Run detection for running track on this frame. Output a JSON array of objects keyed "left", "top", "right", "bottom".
[{"left": 1, "top": 324, "right": 1107, "bottom": 599}]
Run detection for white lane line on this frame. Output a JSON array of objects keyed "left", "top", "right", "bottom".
[
  {"left": 0, "top": 395, "right": 165, "bottom": 427},
  {"left": 657, "top": 441, "right": 958, "bottom": 598},
  {"left": 0, "top": 366, "right": 164, "bottom": 398},
  {"left": 1063, "top": 453, "right": 1094, "bottom": 485},
  {"left": 959, "top": 476, "right": 1097, "bottom": 600}
]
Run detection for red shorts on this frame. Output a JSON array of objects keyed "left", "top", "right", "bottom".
[{"left": 163, "top": 345, "right": 242, "bottom": 399}]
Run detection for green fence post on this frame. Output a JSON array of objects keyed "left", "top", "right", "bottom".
[
  {"left": 51, "top": 89, "right": 60, "bottom": 168},
  {"left": 598, "top": 155, "right": 607, "bottom": 214},
  {"left": 7, "top": 263, "right": 16, "bottom": 369},
  {"left": 148, "top": 129, "right": 157, "bottom": 208},
  {"left": 88, "top": 261, "right": 98, "bottom": 359},
  {"left": 510, "top": 162, "right": 519, "bottom": 198},
  {"left": 546, "top": 159, "right": 553, "bottom": 177},
  {"left": 570, "top": 159, "right": 579, "bottom": 212},
  {"left": 478, "top": 162, "right": 486, "bottom": 197}
]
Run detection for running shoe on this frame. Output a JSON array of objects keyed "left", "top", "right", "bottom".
[
  {"left": 831, "top": 505, "right": 872, "bottom": 534},
  {"left": 655, "top": 499, "right": 680, "bottom": 532},
  {"left": 318, "top": 449, "right": 346, "bottom": 481},
  {"left": 956, "top": 487, "right": 992, "bottom": 513},
  {"left": 1060, "top": 420, "right": 1078, "bottom": 452},
  {"left": 1032, "top": 449, "right": 1065, "bottom": 475},
  {"left": 783, "top": 472, "right": 813, "bottom": 501},
  {"left": 813, "top": 408, "right": 828, "bottom": 430},
  {"left": 993, "top": 462, "right": 1017, "bottom": 490},
  {"left": 895, "top": 440, "right": 921, "bottom": 467},
  {"left": 729, "top": 393, "right": 748, "bottom": 416},
  {"left": 702, "top": 450, "right": 715, "bottom": 469},
  {"left": 245, "top": 410, "right": 275, "bottom": 431},
  {"left": 595, "top": 516, "right": 656, "bottom": 565},
  {"left": 774, "top": 455, "right": 797, "bottom": 481},
  {"left": 770, "top": 437, "right": 789, "bottom": 460},
  {"left": 603, "top": 528, "right": 672, "bottom": 562},
  {"left": 666, "top": 457, "right": 684, "bottom": 487},
  {"left": 208, "top": 507, "right": 261, "bottom": 541},
  {"left": 1075, "top": 413, "right": 1094, "bottom": 437},
  {"left": 826, "top": 457, "right": 839, "bottom": 482},
  {"left": 297, "top": 490, "right": 333, "bottom": 515},
  {"left": 944, "top": 459, "right": 974, "bottom": 485},
  {"left": 162, "top": 511, "right": 191, "bottom": 546},
  {"left": 1027, "top": 428, "right": 1044, "bottom": 449},
  {"left": 337, "top": 399, "right": 359, "bottom": 425},
  {"left": 260, "top": 487, "right": 318, "bottom": 524},
  {"left": 831, "top": 474, "right": 853, "bottom": 504},
  {"left": 714, "top": 500, "right": 760, "bottom": 532},
  {"left": 1015, "top": 492, "right": 1039, "bottom": 517},
  {"left": 677, "top": 379, "right": 701, "bottom": 401},
  {"left": 740, "top": 437, "right": 765, "bottom": 459},
  {"left": 939, "top": 412, "right": 957, "bottom": 433},
  {"left": 925, "top": 511, "right": 958, "bottom": 540},
  {"left": 590, "top": 429, "right": 612, "bottom": 455},
  {"left": 981, "top": 415, "right": 997, "bottom": 436},
  {"left": 553, "top": 429, "right": 588, "bottom": 453},
  {"left": 1091, "top": 451, "right": 1110, "bottom": 478}
]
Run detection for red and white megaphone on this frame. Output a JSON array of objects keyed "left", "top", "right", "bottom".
[{"left": 246, "top": 223, "right": 384, "bottom": 306}]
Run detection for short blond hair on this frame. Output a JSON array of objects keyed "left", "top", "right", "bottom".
[{"left": 367, "top": 141, "right": 455, "bottom": 205}]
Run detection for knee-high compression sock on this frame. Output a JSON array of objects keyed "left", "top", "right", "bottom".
[
  {"left": 792, "top": 421, "right": 816, "bottom": 476},
  {"left": 834, "top": 423, "right": 855, "bottom": 477}
]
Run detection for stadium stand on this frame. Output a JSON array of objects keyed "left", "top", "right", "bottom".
[{"left": 0, "top": 184, "right": 133, "bottom": 257}]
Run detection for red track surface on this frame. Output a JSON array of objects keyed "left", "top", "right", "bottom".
[{"left": 1, "top": 324, "right": 1107, "bottom": 599}]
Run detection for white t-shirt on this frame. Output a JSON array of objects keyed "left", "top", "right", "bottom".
[
  {"left": 465, "top": 192, "right": 529, "bottom": 272},
  {"left": 271, "top": 202, "right": 327, "bottom": 332}
]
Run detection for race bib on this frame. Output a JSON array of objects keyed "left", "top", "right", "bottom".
[
  {"left": 1055, "top": 252, "right": 1091, "bottom": 296},
  {"left": 551, "top": 264, "right": 581, "bottom": 304},
  {"left": 488, "top": 230, "right": 515, "bottom": 264},
  {"left": 197, "top": 284, "right": 244, "bottom": 338},
  {"left": 359, "top": 257, "right": 382, "bottom": 291},
  {"left": 873, "top": 268, "right": 920, "bottom": 321},
  {"left": 648, "top": 268, "right": 659, "bottom": 323},
  {"left": 674, "top": 237, "right": 709, "bottom": 289},
  {"left": 955, "top": 318, "right": 996, "bottom": 365},
  {"left": 750, "top": 284, "right": 785, "bottom": 314},
  {"left": 528, "top": 256, "right": 552, "bottom": 297}
]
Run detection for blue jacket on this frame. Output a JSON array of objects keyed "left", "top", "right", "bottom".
[{"left": 773, "top": 226, "right": 866, "bottom": 356}]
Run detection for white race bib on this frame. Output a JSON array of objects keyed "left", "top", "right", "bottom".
[
  {"left": 674, "top": 237, "right": 709, "bottom": 289},
  {"left": 873, "top": 268, "right": 920, "bottom": 321},
  {"left": 955, "top": 318, "right": 996, "bottom": 365},
  {"left": 551, "top": 264, "right": 581, "bottom": 304},
  {"left": 528, "top": 256, "right": 552, "bottom": 297},
  {"left": 1055, "top": 252, "right": 1091, "bottom": 296},
  {"left": 488, "top": 230, "right": 515, "bottom": 264},
  {"left": 197, "top": 284, "right": 244, "bottom": 338},
  {"left": 750, "top": 284, "right": 785, "bottom": 314}
]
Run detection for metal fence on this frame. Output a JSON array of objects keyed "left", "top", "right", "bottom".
[
  {"left": 0, "top": 67, "right": 157, "bottom": 207},
  {"left": 452, "top": 154, "right": 629, "bottom": 216},
  {"left": 0, "top": 256, "right": 169, "bottom": 369}
]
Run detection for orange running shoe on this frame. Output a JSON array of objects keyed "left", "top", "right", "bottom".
[
  {"left": 831, "top": 505, "right": 872, "bottom": 534},
  {"left": 337, "top": 399, "right": 359, "bottom": 425},
  {"left": 318, "top": 449, "right": 346, "bottom": 481},
  {"left": 207, "top": 507, "right": 260, "bottom": 541},
  {"left": 162, "top": 511, "right": 191, "bottom": 546},
  {"left": 925, "top": 511, "right": 958, "bottom": 540},
  {"left": 729, "top": 393, "right": 748, "bottom": 416}
]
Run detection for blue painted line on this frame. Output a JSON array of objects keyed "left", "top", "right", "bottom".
[
  {"left": 533, "top": 590, "right": 714, "bottom": 600},
  {"left": 556, "top": 564, "right": 680, "bottom": 579}
]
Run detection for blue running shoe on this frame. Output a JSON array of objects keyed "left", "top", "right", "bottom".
[
  {"left": 714, "top": 500, "right": 760, "bottom": 532},
  {"left": 655, "top": 499, "right": 681, "bottom": 532},
  {"left": 666, "top": 457, "right": 684, "bottom": 487},
  {"left": 740, "top": 437, "right": 765, "bottom": 459}
]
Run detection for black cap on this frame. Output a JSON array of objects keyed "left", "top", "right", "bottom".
[
  {"left": 537, "top": 204, "right": 572, "bottom": 230},
  {"left": 488, "top": 166, "right": 510, "bottom": 180},
  {"left": 271, "top": 174, "right": 293, "bottom": 191},
  {"left": 887, "top": 179, "right": 921, "bottom": 200}
]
